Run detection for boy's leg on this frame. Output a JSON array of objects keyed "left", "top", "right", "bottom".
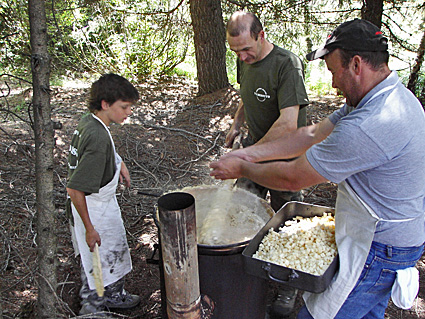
[
  {"left": 104, "top": 277, "right": 140, "bottom": 309},
  {"left": 79, "top": 264, "right": 106, "bottom": 315}
]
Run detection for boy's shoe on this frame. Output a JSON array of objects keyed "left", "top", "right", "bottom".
[
  {"left": 79, "top": 303, "right": 109, "bottom": 318},
  {"left": 105, "top": 289, "right": 140, "bottom": 309},
  {"left": 269, "top": 288, "right": 298, "bottom": 317}
]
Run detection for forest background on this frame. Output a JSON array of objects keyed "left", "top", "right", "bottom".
[
  {"left": 1, "top": 0, "right": 425, "bottom": 318},
  {"left": 2, "top": 0, "right": 425, "bottom": 98}
]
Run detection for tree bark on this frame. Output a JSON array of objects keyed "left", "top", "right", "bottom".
[
  {"left": 407, "top": 29, "right": 425, "bottom": 98},
  {"left": 189, "top": 0, "right": 230, "bottom": 96},
  {"left": 28, "top": 0, "right": 58, "bottom": 317},
  {"left": 361, "top": 0, "right": 384, "bottom": 28}
]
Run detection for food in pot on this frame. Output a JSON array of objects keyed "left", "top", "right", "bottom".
[
  {"left": 253, "top": 213, "right": 337, "bottom": 275},
  {"left": 181, "top": 185, "right": 273, "bottom": 246}
]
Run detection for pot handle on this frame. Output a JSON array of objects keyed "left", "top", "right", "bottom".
[{"left": 263, "top": 263, "right": 300, "bottom": 283}]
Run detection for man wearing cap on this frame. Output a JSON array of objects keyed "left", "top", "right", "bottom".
[{"left": 210, "top": 19, "right": 425, "bottom": 318}]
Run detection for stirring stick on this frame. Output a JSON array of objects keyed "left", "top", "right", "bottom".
[{"left": 92, "top": 243, "right": 104, "bottom": 297}]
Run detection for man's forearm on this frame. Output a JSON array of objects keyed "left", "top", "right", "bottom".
[
  {"left": 240, "top": 154, "right": 327, "bottom": 191},
  {"left": 244, "top": 126, "right": 313, "bottom": 162},
  {"left": 232, "top": 100, "right": 245, "bottom": 130},
  {"left": 246, "top": 118, "right": 334, "bottom": 163},
  {"left": 256, "top": 106, "right": 299, "bottom": 145}
]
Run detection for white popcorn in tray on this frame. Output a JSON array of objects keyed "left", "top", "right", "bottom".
[{"left": 252, "top": 213, "right": 337, "bottom": 276}]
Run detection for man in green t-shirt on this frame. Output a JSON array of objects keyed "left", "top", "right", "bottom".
[{"left": 225, "top": 11, "right": 309, "bottom": 317}]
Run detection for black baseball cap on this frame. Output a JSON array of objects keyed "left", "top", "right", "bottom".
[{"left": 306, "top": 19, "right": 388, "bottom": 61}]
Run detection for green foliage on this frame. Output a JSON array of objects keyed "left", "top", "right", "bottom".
[
  {"left": 305, "top": 59, "right": 334, "bottom": 96},
  {"left": 0, "top": 0, "right": 31, "bottom": 79},
  {"left": 1, "top": 0, "right": 193, "bottom": 82},
  {"left": 173, "top": 65, "right": 196, "bottom": 79},
  {"left": 1, "top": 0, "right": 424, "bottom": 97},
  {"left": 307, "top": 76, "right": 334, "bottom": 96},
  {"left": 49, "top": 1, "right": 192, "bottom": 81},
  {"left": 397, "top": 68, "right": 425, "bottom": 99},
  {"left": 222, "top": 0, "right": 357, "bottom": 61},
  {"left": 13, "top": 100, "right": 28, "bottom": 113},
  {"left": 226, "top": 44, "right": 238, "bottom": 86}
]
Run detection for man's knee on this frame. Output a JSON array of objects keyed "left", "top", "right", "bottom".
[
  {"left": 235, "top": 178, "right": 267, "bottom": 199},
  {"left": 270, "top": 190, "right": 304, "bottom": 212}
]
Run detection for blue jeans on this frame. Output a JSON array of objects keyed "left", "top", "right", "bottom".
[{"left": 297, "top": 241, "right": 424, "bottom": 319}]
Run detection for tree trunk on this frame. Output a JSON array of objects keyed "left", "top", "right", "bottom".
[
  {"left": 361, "top": 0, "right": 384, "bottom": 28},
  {"left": 407, "top": 29, "right": 425, "bottom": 97},
  {"left": 189, "top": 0, "right": 229, "bottom": 96},
  {"left": 28, "top": 0, "right": 58, "bottom": 317}
]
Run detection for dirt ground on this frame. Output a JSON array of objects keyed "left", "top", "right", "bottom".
[{"left": 1, "top": 76, "right": 424, "bottom": 319}]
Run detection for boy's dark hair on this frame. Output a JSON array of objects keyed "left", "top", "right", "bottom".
[{"left": 88, "top": 73, "right": 139, "bottom": 113}]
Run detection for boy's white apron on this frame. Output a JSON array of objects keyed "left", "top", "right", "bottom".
[
  {"left": 303, "top": 181, "right": 417, "bottom": 318},
  {"left": 71, "top": 114, "right": 132, "bottom": 290}
]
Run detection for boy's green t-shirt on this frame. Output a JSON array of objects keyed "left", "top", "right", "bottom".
[
  {"left": 238, "top": 45, "right": 309, "bottom": 142},
  {"left": 67, "top": 113, "right": 116, "bottom": 194}
]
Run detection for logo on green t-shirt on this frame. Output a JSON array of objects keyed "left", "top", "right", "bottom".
[{"left": 254, "top": 87, "right": 271, "bottom": 102}]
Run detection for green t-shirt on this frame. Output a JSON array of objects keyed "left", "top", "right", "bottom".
[
  {"left": 238, "top": 45, "right": 309, "bottom": 142},
  {"left": 67, "top": 113, "right": 116, "bottom": 194}
]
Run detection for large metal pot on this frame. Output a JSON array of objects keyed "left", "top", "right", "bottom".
[
  {"left": 182, "top": 185, "right": 274, "bottom": 247},
  {"left": 157, "top": 185, "right": 274, "bottom": 319}
]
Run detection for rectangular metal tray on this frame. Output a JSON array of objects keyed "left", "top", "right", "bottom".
[{"left": 242, "top": 201, "right": 338, "bottom": 293}]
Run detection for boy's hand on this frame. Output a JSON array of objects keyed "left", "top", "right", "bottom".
[
  {"left": 86, "top": 228, "right": 101, "bottom": 252},
  {"left": 120, "top": 162, "right": 131, "bottom": 188}
]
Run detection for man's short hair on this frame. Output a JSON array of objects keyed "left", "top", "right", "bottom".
[
  {"left": 88, "top": 73, "right": 139, "bottom": 112},
  {"left": 339, "top": 49, "right": 389, "bottom": 70},
  {"left": 226, "top": 11, "right": 263, "bottom": 40}
]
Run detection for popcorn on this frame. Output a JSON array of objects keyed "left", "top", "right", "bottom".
[{"left": 253, "top": 213, "right": 337, "bottom": 276}]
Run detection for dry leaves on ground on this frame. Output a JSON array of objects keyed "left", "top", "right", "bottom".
[{"left": 0, "top": 77, "right": 424, "bottom": 318}]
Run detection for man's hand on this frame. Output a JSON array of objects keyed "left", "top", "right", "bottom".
[
  {"left": 220, "top": 148, "right": 256, "bottom": 163},
  {"left": 210, "top": 156, "right": 244, "bottom": 180},
  {"left": 225, "top": 128, "right": 240, "bottom": 148},
  {"left": 86, "top": 227, "right": 101, "bottom": 252},
  {"left": 225, "top": 98, "right": 245, "bottom": 148}
]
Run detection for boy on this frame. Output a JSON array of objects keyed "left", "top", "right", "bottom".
[{"left": 66, "top": 73, "right": 140, "bottom": 316}]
